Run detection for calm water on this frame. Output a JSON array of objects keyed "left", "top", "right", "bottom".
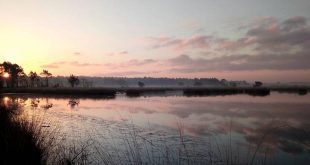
[{"left": 2, "top": 92, "right": 310, "bottom": 164}]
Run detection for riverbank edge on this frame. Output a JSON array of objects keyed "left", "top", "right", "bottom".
[{"left": 0, "top": 86, "right": 309, "bottom": 97}]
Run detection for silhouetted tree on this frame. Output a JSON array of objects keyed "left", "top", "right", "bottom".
[
  {"left": 0, "top": 66, "right": 4, "bottom": 88},
  {"left": 193, "top": 79, "right": 202, "bottom": 87},
  {"left": 40, "top": 70, "right": 52, "bottom": 87},
  {"left": 0, "top": 62, "right": 24, "bottom": 88},
  {"left": 254, "top": 81, "right": 263, "bottom": 87},
  {"left": 0, "top": 79, "right": 3, "bottom": 88},
  {"left": 18, "top": 75, "right": 29, "bottom": 87},
  {"left": 68, "top": 74, "right": 80, "bottom": 87},
  {"left": 28, "top": 71, "right": 40, "bottom": 87},
  {"left": 220, "top": 79, "right": 228, "bottom": 86},
  {"left": 138, "top": 81, "right": 145, "bottom": 88}
]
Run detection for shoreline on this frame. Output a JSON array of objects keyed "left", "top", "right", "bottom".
[{"left": 0, "top": 86, "right": 309, "bottom": 97}]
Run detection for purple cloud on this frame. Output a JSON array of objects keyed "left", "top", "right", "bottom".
[
  {"left": 244, "top": 16, "right": 310, "bottom": 52},
  {"left": 167, "top": 51, "right": 310, "bottom": 72},
  {"left": 41, "top": 64, "right": 60, "bottom": 69},
  {"left": 104, "top": 59, "right": 157, "bottom": 69},
  {"left": 146, "top": 35, "right": 213, "bottom": 50},
  {"left": 146, "top": 16, "right": 310, "bottom": 53},
  {"left": 147, "top": 16, "right": 310, "bottom": 73},
  {"left": 282, "top": 16, "right": 307, "bottom": 32},
  {"left": 102, "top": 70, "right": 161, "bottom": 77}
]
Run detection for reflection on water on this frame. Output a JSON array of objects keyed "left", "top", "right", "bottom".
[
  {"left": 40, "top": 98, "right": 53, "bottom": 110},
  {"left": 67, "top": 99, "right": 80, "bottom": 109},
  {"left": 1, "top": 92, "right": 310, "bottom": 164},
  {"left": 30, "top": 99, "right": 40, "bottom": 109}
]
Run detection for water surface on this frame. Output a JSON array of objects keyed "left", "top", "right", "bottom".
[{"left": 2, "top": 92, "right": 310, "bottom": 164}]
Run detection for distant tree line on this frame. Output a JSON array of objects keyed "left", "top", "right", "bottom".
[
  {"left": 1, "top": 61, "right": 261, "bottom": 88},
  {"left": 72, "top": 77, "right": 250, "bottom": 87}
]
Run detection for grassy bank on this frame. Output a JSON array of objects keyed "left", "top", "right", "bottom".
[
  {"left": 0, "top": 101, "right": 90, "bottom": 165},
  {"left": 183, "top": 87, "right": 271, "bottom": 96},
  {"left": 0, "top": 104, "right": 45, "bottom": 165},
  {"left": 0, "top": 88, "right": 117, "bottom": 97},
  {"left": 269, "top": 86, "right": 309, "bottom": 95}
]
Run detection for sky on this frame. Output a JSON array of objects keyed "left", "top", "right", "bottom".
[{"left": 0, "top": 0, "right": 310, "bottom": 82}]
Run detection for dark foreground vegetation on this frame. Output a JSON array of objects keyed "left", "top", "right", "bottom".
[
  {"left": 123, "top": 86, "right": 309, "bottom": 97},
  {"left": 0, "top": 102, "right": 89, "bottom": 165},
  {"left": 0, "top": 87, "right": 116, "bottom": 97},
  {"left": 183, "top": 87, "right": 271, "bottom": 96},
  {"left": 270, "top": 86, "right": 309, "bottom": 95},
  {"left": 0, "top": 104, "right": 43, "bottom": 164}
]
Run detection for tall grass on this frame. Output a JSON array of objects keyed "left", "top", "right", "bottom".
[
  {"left": 0, "top": 100, "right": 93, "bottom": 165},
  {"left": 0, "top": 103, "right": 46, "bottom": 164}
]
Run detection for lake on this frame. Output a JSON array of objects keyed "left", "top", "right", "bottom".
[{"left": 2, "top": 92, "right": 310, "bottom": 165}]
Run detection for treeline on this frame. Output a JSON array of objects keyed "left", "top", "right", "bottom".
[
  {"left": 75, "top": 77, "right": 249, "bottom": 87},
  {"left": 1, "top": 61, "right": 250, "bottom": 88},
  {"left": 39, "top": 76, "right": 249, "bottom": 88},
  {"left": 0, "top": 62, "right": 87, "bottom": 88}
]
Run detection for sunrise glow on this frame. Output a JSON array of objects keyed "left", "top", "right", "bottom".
[
  {"left": 3, "top": 72, "right": 10, "bottom": 78},
  {"left": 1, "top": 1, "right": 310, "bottom": 165},
  {"left": 0, "top": 0, "right": 309, "bottom": 82}
]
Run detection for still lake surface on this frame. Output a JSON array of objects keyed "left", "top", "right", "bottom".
[{"left": 3, "top": 92, "right": 310, "bottom": 164}]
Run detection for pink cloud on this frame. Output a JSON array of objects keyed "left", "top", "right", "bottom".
[{"left": 41, "top": 61, "right": 102, "bottom": 69}]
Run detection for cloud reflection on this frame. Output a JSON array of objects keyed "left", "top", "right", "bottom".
[{"left": 2, "top": 93, "right": 310, "bottom": 155}]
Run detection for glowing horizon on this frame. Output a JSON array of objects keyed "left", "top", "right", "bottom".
[{"left": 2, "top": 72, "right": 10, "bottom": 78}]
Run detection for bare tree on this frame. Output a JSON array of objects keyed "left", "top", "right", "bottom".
[
  {"left": 254, "top": 81, "right": 263, "bottom": 87},
  {"left": 138, "top": 81, "right": 145, "bottom": 88},
  {"left": 40, "top": 70, "right": 52, "bottom": 87},
  {"left": 28, "top": 71, "right": 40, "bottom": 87},
  {"left": 68, "top": 74, "right": 80, "bottom": 87}
]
